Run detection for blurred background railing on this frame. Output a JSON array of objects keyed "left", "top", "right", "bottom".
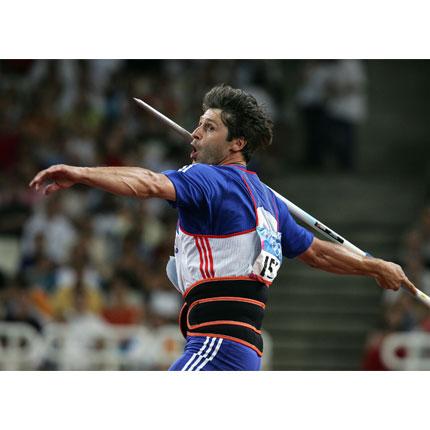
[{"left": 0, "top": 322, "right": 272, "bottom": 370}]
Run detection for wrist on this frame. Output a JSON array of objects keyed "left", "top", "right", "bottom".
[
  {"left": 77, "top": 166, "right": 91, "bottom": 185},
  {"left": 364, "top": 256, "right": 384, "bottom": 278}
]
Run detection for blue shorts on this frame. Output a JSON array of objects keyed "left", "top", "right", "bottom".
[{"left": 169, "top": 335, "right": 262, "bottom": 371}]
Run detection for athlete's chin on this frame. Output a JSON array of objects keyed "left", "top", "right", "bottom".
[
  {"left": 194, "top": 156, "right": 210, "bottom": 165},
  {"left": 191, "top": 151, "right": 220, "bottom": 165}
]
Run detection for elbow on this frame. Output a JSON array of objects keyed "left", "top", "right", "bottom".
[
  {"left": 305, "top": 251, "right": 321, "bottom": 269},
  {"left": 298, "top": 238, "right": 325, "bottom": 268},
  {"left": 140, "top": 171, "right": 175, "bottom": 200},
  {"left": 298, "top": 249, "right": 318, "bottom": 268},
  {"left": 120, "top": 170, "right": 160, "bottom": 199}
]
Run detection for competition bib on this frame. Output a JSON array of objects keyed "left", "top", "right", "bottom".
[{"left": 251, "top": 207, "right": 283, "bottom": 284}]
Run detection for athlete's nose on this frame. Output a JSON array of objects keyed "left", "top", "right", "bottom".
[{"left": 192, "top": 125, "right": 202, "bottom": 140}]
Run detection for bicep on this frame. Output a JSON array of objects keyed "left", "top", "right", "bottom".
[{"left": 276, "top": 197, "right": 314, "bottom": 258}]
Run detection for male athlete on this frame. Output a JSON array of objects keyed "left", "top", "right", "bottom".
[{"left": 29, "top": 85, "right": 416, "bottom": 371}]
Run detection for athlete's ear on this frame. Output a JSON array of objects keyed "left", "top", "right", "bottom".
[{"left": 231, "top": 137, "right": 247, "bottom": 153}]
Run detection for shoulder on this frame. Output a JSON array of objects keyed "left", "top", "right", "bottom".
[
  {"left": 165, "top": 163, "right": 219, "bottom": 174},
  {"left": 178, "top": 163, "right": 228, "bottom": 174},
  {"left": 166, "top": 163, "right": 234, "bottom": 182}
]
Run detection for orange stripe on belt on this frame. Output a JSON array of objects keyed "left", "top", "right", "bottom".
[
  {"left": 188, "top": 320, "right": 262, "bottom": 334},
  {"left": 188, "top": 296, "right": 266, "bottom": 309},
  {"left": 178, "top": 301, "right": 187, "bottom": 331}
]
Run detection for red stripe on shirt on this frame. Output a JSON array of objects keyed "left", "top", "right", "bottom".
[
  {"left": 199, "top": 237, "right": 211, "bottom": 278},
  {"left": 194, "top": 237, "right": 206, "bottom": 278},
  {"left": 204, "top": 237, "right": 215, "bottom": 277}
]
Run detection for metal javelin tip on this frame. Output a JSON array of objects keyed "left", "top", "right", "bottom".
[{"left": 133, "top": 96, "right": 193, "bottom": 142}]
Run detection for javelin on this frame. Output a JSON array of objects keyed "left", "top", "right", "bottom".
[{"left": 133, "top": 97, "right": 430, "bottom": 308}]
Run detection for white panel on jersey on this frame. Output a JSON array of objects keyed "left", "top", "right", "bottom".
[
  {"left": 256, "top": 206, "right": 278, "bottom": 231},
  {"left": 171, "top": 229, "right": 260, "bottom": 294}
]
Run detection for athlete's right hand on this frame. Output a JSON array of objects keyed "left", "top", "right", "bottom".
[{"left": 29, "top": 164, "right": 82, "bottom": 195}]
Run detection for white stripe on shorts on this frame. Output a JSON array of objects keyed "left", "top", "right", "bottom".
[
  {"left": 195, "top": 338, "right": 223, "bottom": 371},
  {"left": 181, "top": 337, "right": 210, "bottom": 371},
  {"left": 187, "top": 337, "right": 217, "bottom": 371}
]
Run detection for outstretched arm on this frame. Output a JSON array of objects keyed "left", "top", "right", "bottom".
[
  {"left": 298, "top": 237, "right": 416, "bottom": 294},
  {"left": 29, "top": 164, "right": 176, "bottom": 200}
]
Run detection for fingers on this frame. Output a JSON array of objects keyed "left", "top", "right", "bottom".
[
  {"left": 29, "top": 165, "right": 66, "bottom": 193},
  {"left": 375, "top": 266, "right": 417, "bottom": 296},
  {"left": 374, "top": 272, "right": 401, "bottom": 292},
  {"left": 396, "top": 264, "right": 417, "bottom": 295},
  {"left": 29, "top": 169, "right": 49, "bottom": 192},
  {"left": 43, "top": 182, "right": 62, "bottom": 196},
  {"left": 29, "top": 166, "right": 58, "bottom": 192},
  {"left": 402, "top": 277, "right": 417, "bottom": 295}
]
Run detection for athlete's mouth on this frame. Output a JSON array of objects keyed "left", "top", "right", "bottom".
[{"left": 190, "top": 143, "right": 198, "bottom": 161}]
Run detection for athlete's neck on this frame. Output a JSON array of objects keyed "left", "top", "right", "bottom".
[{"left": 219, "top": 156, "right": 246, "bottom": 166}]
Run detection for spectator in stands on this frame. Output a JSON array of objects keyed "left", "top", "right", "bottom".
[
  {"left": 20, "top": 232, "right": 56, "bottom": 319},
  {"left": 54, "top": 232, "right": 103, "bottom": 291},
  {"left": 146, "top": 272, "right": 181, "bottom": 327},
  {"left": 1, "top": 276, "right": 44, "bottom": 332},
  {"left": 325, "top": 60, "right": 366, "bottom": 171},
  {"left": 361, "top": 294, "right": 416, "bottom": 370},
  {"left": 297, "top": 60, "right": 366, "bottom": 172},
  {"left": 57, "top": 275, "right": 110, "bottom": 370},
  {"left": 0, "top": 175, "right": 33, "bottom": 236},
  {"left": 403, "top": 205, "right": 430, "bottom": 296},
  {"left": 297, "top": 60, "right": 334, "bottom": 169},
  {"left": 51, "top": 264, "right": 103, "bottom": 322},
  {"left": 102, "top": 272, "right": 144, "bottom": 325},
  {"left": 20, "top": 195, "right": 77, "bottom": 265}
]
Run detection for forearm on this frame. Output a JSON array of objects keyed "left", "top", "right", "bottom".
[
  {"left": 30, "top": 163, "right": 176, "bottom": 200},
  {"left": 78, "top": 166, "right": 171, "bottom": 199},
  {"left": 299, "top": 238, "right": 382, "bottom": 278},
  {"left": 298, "top": 237, "right": 416, "bottom": 293}
]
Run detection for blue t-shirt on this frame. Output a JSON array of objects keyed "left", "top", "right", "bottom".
[{"left": 163, "top": 163, "right": 313, "bottom": 259}]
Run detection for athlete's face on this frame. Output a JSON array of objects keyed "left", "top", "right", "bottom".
[{"left": 190, "top": 109, "right": 238, "bottom": 165}]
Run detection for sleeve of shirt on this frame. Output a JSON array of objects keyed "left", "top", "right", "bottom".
[
  {"left": 276, "top": 195, "right": 314, "bottom": 258},
  {"left": 162, "top": 163, "right": 221, "bottom": 210}
]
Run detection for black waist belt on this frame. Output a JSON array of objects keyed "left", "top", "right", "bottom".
[{"left": 179, "top": 278, "right": 268, "bottom": 356}]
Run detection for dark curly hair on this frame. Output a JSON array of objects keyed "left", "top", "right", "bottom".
[{"left": 202, "top": 84, "right": 273, "bottom": 162}]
